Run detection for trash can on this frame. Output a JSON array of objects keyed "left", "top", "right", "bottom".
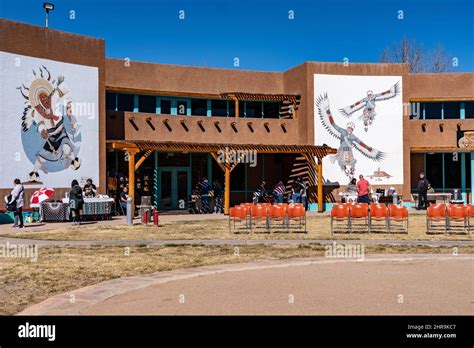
[{"left": 139, "top": 196, "right": 153, "bottom": 223}]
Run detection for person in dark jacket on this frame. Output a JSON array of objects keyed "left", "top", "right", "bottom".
[
  {"left": 199, "top": 178, "right": 212, "bottom": 213},
  {"left": 416, "top": 172, "right": 430, "bottom": 210},
  {"left": 69, "top": 179, "right": 84, "bottom": 225}
]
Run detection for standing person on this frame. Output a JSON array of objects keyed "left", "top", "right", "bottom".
[
  {"left": 212, "top": 179, "right": 223, "bottom": 213},
  {"left": 83, "top": 178, "right": 97, "bottom": 197},
  {"left": 347, "top": 178, "right": 357, "bottom": 193},
  {"left": 291, "top": 177, "right": 305, "bottom": 203},
  {"left": 253, "top": 180, "right": 267, "bottom": 204},
  {"left": 417, "top": 172, "right": 430, "bottom": 210},
  {"left": 119, "top": 186, "right": 129, "bottom": 215},
  {"left": 199, "top": 178, "right": 212, "bottom": 213},
  {"left": 356, "top": 175, "right": 370, "bottom": 204},
  {"left": 273, "top": 181, "right": 286, "bottom": 203},
  {"left": 69, "top": 179, "right": 84, "bottom": 225},
  {"left": 8, "top": 179, "right": 24, "bottom": 228}
]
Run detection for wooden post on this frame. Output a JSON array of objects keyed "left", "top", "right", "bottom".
[
  {"left": 233, "top": 97, "right": 239, "bottom": 118},
  {"left": 224, "top": 167, "right": 231, "bottom": 214},
  {"left": 127, "top": 150, "right": 137, "bottom": 216},
  {"left": 317, "top": 157, "right": 323, "bottom": 213}
]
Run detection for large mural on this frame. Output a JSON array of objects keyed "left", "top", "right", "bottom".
[
  {"left": 314, "top": 74, "right": 403, "bottom": 185},
  {"left": 0, "top": 51, "right": 99, "bottom": 189}
]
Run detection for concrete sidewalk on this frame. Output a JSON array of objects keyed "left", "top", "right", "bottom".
[{"left": 18, "top": 254, "right": 473, "bottom": 315}]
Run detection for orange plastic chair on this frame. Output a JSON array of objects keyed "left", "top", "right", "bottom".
[
  {"left": 468, "top": 205, "right": 474, "bottom": 235},
  {"left": 426, "top": 204, "right": 447, "bottom": 234},
  {"left": 387, "top": 204, "right": 408, "bottom": 233},
  {"left": 330, "top": 203, "right": 351, "bottom": 234},
  {"left": 258, "top": 202, "right": 272, "bottom": 216},
  {"left": 269, "top": 204, "right": 287, "bottom": 230},
  {"left": 447, "top": 204, "right": 469, "bottom": 235},
  {"left": 250, "top": 204, "right": 268, "bottom": 231},
  {"left": 229, "top": 206, "right": 248, "bottom": 233},
  {"left": 369, "top": 203, "right": 388, "bottom": 233},
  {"left": 349, "top": 203, "right": 369, "bottom": 233},
  {"left": 288, "top": 205, "right": 306, "bottom": 232}
]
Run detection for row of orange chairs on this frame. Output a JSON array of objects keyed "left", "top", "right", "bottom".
[
  {"left": 229, "top": 202, "right": 307, "bottom": 233},
  {"left": 427, "top": 204, "right": 473, "bottom": 235},
  {"left": 331, "top": 203, "right": 408, "bottom": 234}
]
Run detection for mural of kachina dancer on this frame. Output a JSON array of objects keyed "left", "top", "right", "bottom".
[
  {"left": 316, "top": 93, "right": 385, "bottom": 178},
  {"left": 17, "top": 65, "right": 81, "bottom": 183},
  {"left": 338, "top": 82, "right": 400, "bottom": 132}
]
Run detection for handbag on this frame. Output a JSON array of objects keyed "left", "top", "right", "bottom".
[
  {"left": 5, "top": 195, "right": 17, "bottom": 212},
  {"left": 5, "top": 186, "right": 23, "bottom": 212}
]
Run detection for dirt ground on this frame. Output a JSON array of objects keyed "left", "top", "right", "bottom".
[{"left": 1, "top": 214, "right": 471, "bottom": 241}]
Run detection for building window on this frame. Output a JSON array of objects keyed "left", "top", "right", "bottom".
[
  {"left": 211, "top": 100, "right": 228, "bottom": 117},
  {"left": 191, "top": 99, "right": 207, "bottom": 116},
  {"left": 444, "top": 153, "right": 461, "bottom": 189},
  {"left": 443, "top": 102, "right": 461, "bottom": 119},
  {"left": 228, "top": 100, "right": 235, "bottom": 117},
  {"left": 425, "top": 153, "right": 443, "bottom": 189},
  {"left": 138, "top": 95, "right": 156, "bottom": 113},
  {"left": 106, "top": 92, "right": 116, "bottom": 111},
  {"left": 230, "top": 164, "right": 245, "bottom": 190},
  {"left": 423, "top": 102, "right": 442, "bottom": 119},
  {"left": 465, "top": 102, "right": 474, "bottom": 119},
  {"left": 177, "top": 100, "right": 187, "bottom": 115},
  {"left": 467, "top": 153, "right": 472, "bottom": 189},
  {"left": 263, "top": 102, "right": 280, "bottom": 118},
  {"left": 245, "top": 101, "right": 262, "bottom": 118},
  {"left": 160, "top": 99, "right": 171, "bottom": 114},
  {"left": 117, "top": 94, "right": 134, "bottom": 112}
]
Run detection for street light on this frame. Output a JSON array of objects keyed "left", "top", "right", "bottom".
[{"left": 43, "top": 2, "right": 55, "bottom": 28}]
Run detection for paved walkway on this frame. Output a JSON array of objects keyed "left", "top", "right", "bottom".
[{"left": 19, "top": 254, "right": 473, "bottom": 315}]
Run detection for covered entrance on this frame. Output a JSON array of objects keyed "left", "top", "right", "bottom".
[{"left": 108, "top": 141, "right": 336, "bottom": 214}]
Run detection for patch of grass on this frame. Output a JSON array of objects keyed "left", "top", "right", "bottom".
[{"left": 1, "top": 215, "right": 472, "bottom": 242}]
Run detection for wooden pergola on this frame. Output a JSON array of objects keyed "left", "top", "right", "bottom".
[
  {"left": 109, "top": 140, "right": 336, "bottom": 214},
  {"left": 220, "top": 92, "right": 301, "bottom": 119}
]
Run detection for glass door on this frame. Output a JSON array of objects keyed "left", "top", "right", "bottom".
[{"left": 158, "top": 168, "right": 191, "bottom": 210}]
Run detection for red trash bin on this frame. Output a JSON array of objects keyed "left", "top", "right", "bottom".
[
  {"left": 142, "top": 210, "right": 148, "bottom": 226},
  {"left": 153, "top": 210, "right": 159, "bottom": 226}
]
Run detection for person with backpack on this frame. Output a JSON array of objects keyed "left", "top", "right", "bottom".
[
  {"left": 7, "top": 179, "right": 24, "bottom": 228},
  {"left": 69, "top": 179, "right": 84, "bottom": 225}
]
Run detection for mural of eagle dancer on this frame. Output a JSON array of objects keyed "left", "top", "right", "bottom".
[
  {"left": 338, "top": 81, "right": 400, "bottom": 132},
  {"left": 316, "top": 93, "right": 385, "bottom": 178},
  {"left": 17, "top": 65, "right": 81, "bottom": 183}
]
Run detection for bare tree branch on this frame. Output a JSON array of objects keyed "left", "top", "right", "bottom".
[{"left": 380, "top": 37, "right": 452, "bottom": 73}]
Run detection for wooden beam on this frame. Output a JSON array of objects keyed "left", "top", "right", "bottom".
[
  {"left": 135, "top": 150, "right": 153, "bottom": 171},
  {"left": 128, "top": 150, "right": 136, "bottom": 217},
  {"left": 317, "top": 157, "right": 323, "bottom": 213},
  {"left": 224, "top": 167, "right": 230, "bottom": 215},
  {"left": 233, "top": 97, "right": 239, "bottom": 118},
  {"left": 210, "top": 152, "right": 226, "bottom": 172}
]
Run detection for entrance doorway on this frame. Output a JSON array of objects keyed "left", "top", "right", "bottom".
[{"left": 158, "top": 168, "right": 191, "bottom": 210}]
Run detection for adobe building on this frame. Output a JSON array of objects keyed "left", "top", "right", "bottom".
[{"left": 1, "top": 18, "right": 473, "bottom": 214}]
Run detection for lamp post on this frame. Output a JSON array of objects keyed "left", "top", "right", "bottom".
[{"left": 43, "top": 2, "right": 55, "bottom": 28}]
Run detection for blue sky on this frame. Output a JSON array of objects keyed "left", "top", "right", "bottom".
[{"left": 1, "top": 0, "right": 473, "bottom": 71}]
